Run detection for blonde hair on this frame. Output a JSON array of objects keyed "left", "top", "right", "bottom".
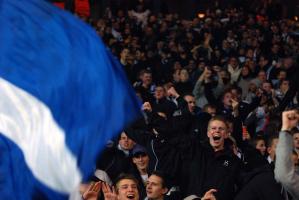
[{"left": 208, "top": 115, "right": 229, "bottom": 130}]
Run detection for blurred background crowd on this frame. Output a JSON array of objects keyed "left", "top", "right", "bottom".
[{"left": 51, "top": 0, "right": 299, "bottom": 199}]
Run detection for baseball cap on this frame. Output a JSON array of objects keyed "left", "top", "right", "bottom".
[{"left": 132, "top": 144, "right": 147, "bottom": 157}]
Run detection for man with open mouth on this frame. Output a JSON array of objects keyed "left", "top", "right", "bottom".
[
  {"left": 207, "top": 119, "right": 227, "bottom": 152},
  {"left": 111, "top": 174, "right": 140, "bottom": 200},
  {"left": 184, "top": 116, "right": 242, "bottom": 200}
]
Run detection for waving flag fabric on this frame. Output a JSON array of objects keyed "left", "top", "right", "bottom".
[{"left": 0, "top": 0, "right": 141, "bottom": 199}]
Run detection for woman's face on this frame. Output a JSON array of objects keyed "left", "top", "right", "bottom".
[
  {"left": 180, "top": 69, "right": 189, "bottom": 82},
  {"left": 256, "top": 139, "right": 266, "bottom": 155}
]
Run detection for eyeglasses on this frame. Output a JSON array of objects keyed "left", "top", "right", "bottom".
[{"left": 209, "top": 127, "right": 226, "bottom": 132}]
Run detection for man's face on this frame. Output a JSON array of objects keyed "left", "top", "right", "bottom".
[
  {"left": 184, "top": 95, "right": 196, "bottom": 113},
  {"left": 220, "top": 68, "right": 228, "bottom": 78},
  {"left": 222, "top": 40, "right": 229, "bottom": 49},
  {"left": 277, "top": 71, "right": 286, "bottom": 81},
  {"left": 241, "top": 66, "right": 250, "bottom": 76},
  {"left": 262, "top": 82, "right": 272, "bottom": 94},
  {"left": 258, "top": 71, "right": 266, "bottom": 82},
  {"left": 117, "top": 179, "right": 139, "bottom": 200},
  {"left": 146, "top": 175, "right": 167, "bottom": 200},
  {"left": 222, "top": 92, "right": 233, "bottom": 108},
  {"left": 207, "top": 120, "right": 228, "bottom": 151},
  {"left": 283, "top": 57, "right": 293, "bottom": 69},
  {"left": 280, "top": 80, "right": 289, "bottom": 91},
  {"left": 119, "top": 132, "right": 135, "bottom": 151},
  {"left": 145, "top": 27, "right": 153, "bottom": 36},
  {"left": 198, "top": 62, "right": 205, "bottom": 70},
  {"left": 173, "top": 69, "right": 181, "bottom": 82},
  {"left": 293, "top": 133, "right": 299, "bottom": 150},
  {"left": 231, "top": 89, "right": 241, "bottom": 102},
  {"left": 141, "top": 73, "right": 152, "bottom": 86},
  {"left": 258, "top": 56, "right": 268, "bottom": 67},
  {"left": 121, "top": 48, "right": 130, "bottom": 60},
  {"left": 132, "top": 153, "right": 149, "bottom": 171},
  {"left": 246, "top": 49, "right": 253, "bottom": 58},
  {"left": 249, "top": 82, "right": 257, "bottom": 92},
  {"left": 229, "top": 57, "right": 238, "bottom": 68},
  {"left": 267, "top": 138, "right": 279, "bottom": 160},
  {"left": 154, "top": 86, "right": 165, "bottom": 100},
  {"left": 206, "top": 107, "right": 216, "bottom": 117},
  {"left": 179, "top": 69, "right": 189, "bottom": 82}
]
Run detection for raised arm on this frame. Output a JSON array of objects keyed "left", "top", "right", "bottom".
[
  {"left": 193, "top": 67, "right": 212, "bottom": 100},
  {"left": 275, "top": 110, "right": 299, "bottom": 199}
]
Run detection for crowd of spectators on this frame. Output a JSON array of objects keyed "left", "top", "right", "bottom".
[{"left": 77, "top": 0, "right": 299, "bottom": 200}]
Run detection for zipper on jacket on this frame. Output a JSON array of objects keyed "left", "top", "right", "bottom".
[{"left": 151, "top": 139, "right": 159, "bottom": 170}]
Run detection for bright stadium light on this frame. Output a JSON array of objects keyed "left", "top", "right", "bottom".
[{"left": 198, "top": 13, "right": 205, "bottom": 19}]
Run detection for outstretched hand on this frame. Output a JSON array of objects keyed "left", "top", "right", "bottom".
[
  {"left": 202, "top": 189, "right": 217, "bottom": 200},
  {"left": 102, "top": 182, "right": 118, "bottom": 200},
  {"left": 82, "top": 181, "right": 102, "bottom": 200}
]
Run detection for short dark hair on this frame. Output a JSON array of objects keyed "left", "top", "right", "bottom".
[
  {"left": 155, "top": 85, "right": 166, "bottom": 92},
  {"left": 249, "top": 135, "right": 266, "bottom": 148},
  {"left": 208, "top": 115, "right": 229, "bottom": 130},
  {"left": 117, "top": 131, "right": 127, "bottom": 142},
  {"left": 262, "top": 80, "right": 273, "bottom": 87},
  {"left": 277, "top": 69, "right": 287, "bottom": 75},
  {"left": 203, "top": 104, "right": 217, "bottom": 112},
  {"left": 230, "top": 85, "right": 243, "bottom": 95},
  {"left": 291, "top": 127, "right": 299, "bottom": 135},
  {"left": 221, "top": 88, "right": 232, "bottom": 101},
  {"left": 183, "top": 93, "right": 195, "bottom": 98},
  {"left": 150, "top": 171, "right": 169, "bottom": 189},
  {"left": 279, "top": 79, "right": 290, "bottom": 86},
  {"left": 114, "top": 173, "right": 139, "bottom": 192},
  {"left": 267, "top": 133, "right": 279, "bottom": 148},
  {"left": 139, "top": 69, "right": 152, "bottom": 76}
]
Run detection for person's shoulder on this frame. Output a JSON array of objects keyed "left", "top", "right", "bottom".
[{"left": 220, "top": 148, "right": 242, "bottom": 163}]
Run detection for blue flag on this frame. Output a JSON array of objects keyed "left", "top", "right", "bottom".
[{"left": 0, "top": 0, "right": 141, "bottom": 199}]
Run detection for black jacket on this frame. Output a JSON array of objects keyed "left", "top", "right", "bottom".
[
  {"left": 174, "top": 96, "right": 212, "bottom": 140},
  {"left": 96, "top": 147, "right": 131, "bottom": 182},
  {"left": 235, "top": 165, "right": 284, "bottom": 200},
  {"left": 188, "top": 112, "right": 212, "bottom": 141},
  {"left": 152, "top": 97, "right": 177, "bottom": 119},
  {"left": 183, "top": 140, "right": 242, "bottom": 200},
  {"left": 125, "top": 126, "right": 181, "bottom": 186},
  {"left": 277, "top": 65, "right": 299, "bottom": 112}
]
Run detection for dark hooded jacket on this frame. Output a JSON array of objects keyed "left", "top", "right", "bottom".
[
  {"left": 181, "top": 139, "right": 242, "bottom": 200},
  {"left": 125, "top": 112, "right": 182, "bottom": 186},
  {"left": 235, "top": 165, "right": 284, "bottom": 200}
]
